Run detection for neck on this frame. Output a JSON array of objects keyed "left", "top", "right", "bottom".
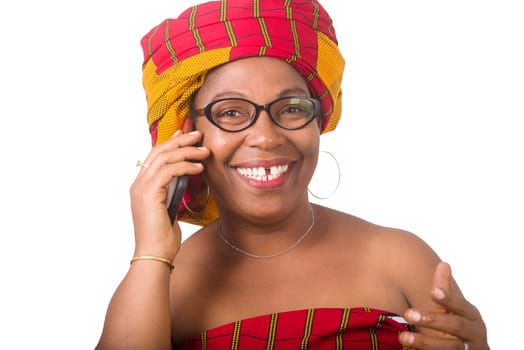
[{"left": 218, "top": 204, "right": 316, "bottom": 259}]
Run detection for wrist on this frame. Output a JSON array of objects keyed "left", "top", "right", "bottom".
[{"left": 130, "top": 255, "right": 175, "bottom": 272}]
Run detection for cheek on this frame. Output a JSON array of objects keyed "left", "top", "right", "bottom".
[
  {"left": 296, "top": 130, "right": 321, "bottom": 173},
  {"left": 195, "top": 119, "right": 228, "bottom": 152},
  {"left": 302, "top": 139, "right": 319, "bottom": 159},
  {"left": 198, "top": 127, "right": 239, "bottom": 177},
  {"left": 306, "top": 141, "right": 320, "bottom": 173},
  {"left": 303, "top": 127, "right": 321, "bottom": 156},
  {"left": 201, "top": 131, "right": 225, "bottom": 151}
]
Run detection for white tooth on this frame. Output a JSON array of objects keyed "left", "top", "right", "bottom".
[{"left": 237, "top": 165, "right": 289, "bottom": 180}]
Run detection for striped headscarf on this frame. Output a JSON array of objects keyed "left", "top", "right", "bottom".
[{"left": 141, "top": 0, "right": 345, "bottom": 225}]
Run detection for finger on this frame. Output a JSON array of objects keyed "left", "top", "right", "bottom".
[
  {"left": 136, "top": 130, "right": 182, "bottom": 172},
  {"left": 404, "top": 307, "right": 473, "bottom": 338},
  {"left": 432, "top": 261, "right": 452, "bottom": 292},
  {"left": 137, "top": 130, "right": 204, "bottom": 170},
  {"left": 137, "top": 145, "right": 209, "bottom": 189},
  {"left": 399, "top": 331, "right": 467, "bottom": 350},
  {"left": 431, "top": 287, "right": 478, "bottom": 319},
  {"left": 430, "top": 263, "right": 481, "bottom": 321},
  {"left": 149, "top": 130, "right": 204, "bottom": 158},
  {"left": 132, "top": 160, "right": 204, "bottom": 214},
  {"left": 143, "top": 146, "right": 209, "bottom": 179},
  {"left": 428, "top": 262, "right": 457, "bottom": 314},
  {"left": 431, "top": 261, "right": 464, "bottom": 309},
  {"left": 151, "top": 162, "right": 205, "bottom": 196},
  {"left": 135, "top": 160, "right": 205, "bottom": 196},
  {"left": 403, "top": 262, "right": 489, "bottom": 349}
]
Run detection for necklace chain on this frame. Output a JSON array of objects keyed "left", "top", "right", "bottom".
[{"left": 217, "top": 205, "right": 315, "bottom": 259}]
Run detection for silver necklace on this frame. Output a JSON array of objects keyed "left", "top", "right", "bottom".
[{"left": 217, "top": 205, "right": 315, "bottom": 259}]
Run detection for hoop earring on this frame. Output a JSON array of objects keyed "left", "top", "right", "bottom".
[
  {"left": 182, "top": 183, "right": 210, "bottom": 215},
  {"left": 308, "top": 150, "right": 341, "bottom": 200}
]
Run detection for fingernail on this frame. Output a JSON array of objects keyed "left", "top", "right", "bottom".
[
  {"left": 407, "top": 310, "right": 421, "bottom": 322},
  {"left": 432, "top": 287, "right": 446, "bottom": 300},
  {"left": 400, "top": 332, "right": 415, "bottom": 345},
  {"left": 188, "top": 130, "right": 199, "bottom": 135},
  {"left": 197, "top": 146, "right": 208, "bottom": 151},
  {"left": 171, "top": 130, "right": 182, "bottom": 137}
]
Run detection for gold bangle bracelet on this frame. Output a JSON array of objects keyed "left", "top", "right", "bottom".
[{"left": 130, "top": 256, "right": 174, "bottom": 271}]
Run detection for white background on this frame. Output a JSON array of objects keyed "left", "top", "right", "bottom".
[{"left": 1, "top": 0, "right": 522, "bottom": 348}]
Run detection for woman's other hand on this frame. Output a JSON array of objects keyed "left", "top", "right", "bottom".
[{"left": 399, "top": 262, "right": 489, "bottom": 350}]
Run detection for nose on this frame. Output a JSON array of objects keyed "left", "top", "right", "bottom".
[{"left": 244, "top": 108, "right": 284, "bottom": 149}]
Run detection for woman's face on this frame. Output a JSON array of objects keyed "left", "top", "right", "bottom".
[{"left": 193, "top": 57, "right": 320, "bottom": 219}]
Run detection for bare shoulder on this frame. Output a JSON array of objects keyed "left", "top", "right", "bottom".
[
  {"left": 319, "top": 205, "right": 437, "bottom": 255},
  {"left": 318, "top": 205, "right": 442, "bottom": 307}
]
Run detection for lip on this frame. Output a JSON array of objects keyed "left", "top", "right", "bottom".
[{"left": 231, "top": 159, "right": 295, "bottom": 189}]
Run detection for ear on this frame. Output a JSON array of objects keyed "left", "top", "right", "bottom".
[{"left": 182, "top": 117, "right": 194, "bottom": 133}]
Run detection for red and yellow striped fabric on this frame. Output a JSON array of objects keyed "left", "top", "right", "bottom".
[
  {"left": 180, "top": 307, "right": 415, "bottom": 350},
  {"left": 140, "top": 0, "right": 345, "bottom": 225}
]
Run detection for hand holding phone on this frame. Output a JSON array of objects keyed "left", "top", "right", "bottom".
[{"left": 165, "top": 129, "right": 208, "bottom": 224}]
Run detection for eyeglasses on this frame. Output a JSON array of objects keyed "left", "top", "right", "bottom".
[{"left": 193, "top": 96, "right": 321, "bottom": 132}]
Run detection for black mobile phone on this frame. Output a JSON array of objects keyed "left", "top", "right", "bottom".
[{"left": 166, "top": 175, "right": 188, "bottom": 224}]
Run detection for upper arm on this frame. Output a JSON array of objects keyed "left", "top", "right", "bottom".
[{"left": 383, "top": 229, "right": 442, "bottom": 309}]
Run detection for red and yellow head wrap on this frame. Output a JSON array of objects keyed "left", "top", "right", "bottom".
[{"left": 141, "top": 0, "right": 345, "bottom": 225}]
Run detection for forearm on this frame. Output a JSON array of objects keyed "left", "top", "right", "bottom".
[{"left": 96, "top": 260, "right": 173, "bottom": 350}]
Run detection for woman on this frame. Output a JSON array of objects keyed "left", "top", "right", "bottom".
[{"left": 97, "top": 0, "right": 489, "bottom": 349}]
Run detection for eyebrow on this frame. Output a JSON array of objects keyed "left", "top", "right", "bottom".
[{"left": 209, "top": 87, "right": 311, "bottom": 101}]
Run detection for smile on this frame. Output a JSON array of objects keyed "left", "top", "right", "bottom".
[{"left": 236, "top": 164, "right": 289, "bottom": 182}]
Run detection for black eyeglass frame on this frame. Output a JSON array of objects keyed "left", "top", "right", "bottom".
[{"left": 192, "top": 96, "right": 322, "bottom": 132}]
